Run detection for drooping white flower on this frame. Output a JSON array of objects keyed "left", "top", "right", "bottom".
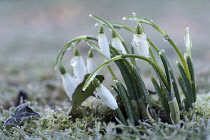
[
  {"left": 112, "top": 31, "right": 126, "bottom": 54},
  {"left": 92, "top": 78, "right": 118, "bottom": 110},
  {"left": 70, "top": 47, "right": 87, "bottom": 84},
  {"left": 132, "top": 24, "right": 150, "bottom": 58},
  {"left": 184, "top": 27, "right": 192, "bottom": 57},
  {"left": 98, "top": 27, "right": 111, "bottom": 59},
  {"left": 59, "top": 65, "right": 77, "bottom": 101},
  {"left": 87, "top": 49, "right": 97, "bottom": 73}
]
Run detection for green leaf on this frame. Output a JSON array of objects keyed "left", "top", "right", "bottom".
[
  {"left": 186, "top": 56, "right": 196, "bottom": 102},
  {"left": 116, "top": 82, "right": 134, "bottom": 124},
  {"left": 151, "top": 77, "right": 170, "bottom": 121},
  {"left": 159, "top": 51, "right": 181, "bottom": 105},
  {"left": 70, "top": 74, "right": 104, "bottom": 114},
  {"left": 177, "top": 62, "right": 194, "bottom": 106},
  {"left": 168, "top": 98, "right": 180, "bottom": 124}
]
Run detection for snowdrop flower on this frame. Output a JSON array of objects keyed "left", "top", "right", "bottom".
[
  {"left": 132, "top": 23, "right": 150, "bottom": 58},
  {"left": 112, "top": 31, "right": 126, "bottom": 54},
  {"left": 184, "top": 27, "right": 192, "bottom": 57},
  {"left": 98, "top": 27, "right": 111, "bottom": 59},
  {"left": 70, "top": 47, "right": 87, "bottom": 84},
  {"left": 59, "top": 65, "right": 77, "bottom": 101},
  {"left": 92, "top": 78, "right": 118, "bottom": 110},
  {"left": 87, "top": 49, "right": 97, "bottom": 73}
]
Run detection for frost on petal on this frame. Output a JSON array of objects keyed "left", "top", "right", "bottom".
[
  {"left": 70, "top": 56, "right": 87, "bottom": 84},
  {"left": 132, "top": 33, "right": 150, "bottom": 58},
  {"left": 61, "top": 73, "right": 77, "bottom": 101},
  {"left": 87, "top": 57, "right": 97, "bottom": 73},
  {"left": 98, "top": 33, "right": 111, "bottom": 59},
  {"left": 112, "top": 37, "right": 126, "bottom": 54},
  {"left": 96, "top": 84, "right": 118, "bottom": 110}
]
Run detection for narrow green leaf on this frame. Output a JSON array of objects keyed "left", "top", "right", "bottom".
[
  {"left": 177, "top": 76, "right": 189, "bottom": 102},
  {"left": 151, "top": 77, "right": 170, "bottom": 121},
  {"left": 159, "top": 51, "right": 181, "bottom": 104},
  {"left": 186, "top": 56, "right": 196, "bottom": 102},
  {"left": 132, "top": 66, "right": 150, "bottom": 103},
  {"left": 70, "top": 74, "right": 104, "bottom": 114},
  {"left": 177, "top": 62, "right": 194, "bottom": 105},
  {"left": 168, "top": 98, "right": 180, "bottom": 124},
  {"left": 116, "top": 82, "right": 135, "bottom": 124}
]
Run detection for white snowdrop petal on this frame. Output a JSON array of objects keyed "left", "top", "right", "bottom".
[
  {"left": 87, "top": 57, "right": 97, "bottom": 73},
  {"left": 70, "top": 56, "right": 87, "bottom": 84},
  {"left": 98, "top": 33, "right": 111, "bottom": 59},
  {"left": 132, "top": 33, "right": 150, "bottom": 58},
  {"left": 96, "top": 84, "right": 118, "bottom": 110},
  {"left": 61, "top": 73, "right": 77, "bottom": 101},
  {"left": 112, "top": 37, "right": 126, "bottom": 54}
]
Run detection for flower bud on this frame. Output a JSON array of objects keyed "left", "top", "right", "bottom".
[
  {"left": 132, "top": 23, "right": 150, "bottom": 58},
  {"left": 112, "top": 31, "right": 126, "bottom": 54},
  {"left": 59, "top": 65, "right": 77, "bottom": 101},
  {"left": 87, "top": 49, "right": 97, "bottom": 73},
  {"left": 184, "top": 27, "right": 192, "bottom": 57},
  {"left": 98, "top": 27, "right": 111, "bottom": 59},
  {"left": 70, "top": 47, "right": 87, "bottom": 84},
  {"left": 92, "top": 78, "right": 118, "bottom": 110}
]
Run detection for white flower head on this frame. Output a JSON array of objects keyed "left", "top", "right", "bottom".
[
  {"left": 59, "top": 65, "right": 77, "bottom": 101},
  {"left": 98, "top": 27, "right": 111, "bottom": 59},
  {"left": 112, "top": 31, "right": 126, "bottom": 54},
  {"left": 93, "top": 78, "right": 118, "bottom": 110},
  {"left": 184, "top": 27, "right": 192, "bottom": 57},
  {"left": 132, "top": 23, "right": 150, "bottom": 58},
  {"left": 70, "top": 47, "right": 87, "bottom": 84},
  {"left": 87, "top": 49, "right": 97, "bottom": 73}
]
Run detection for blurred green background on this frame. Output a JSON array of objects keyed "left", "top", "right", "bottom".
[{"left": 0, "top": 0, "right": 210, "bottom": 107}]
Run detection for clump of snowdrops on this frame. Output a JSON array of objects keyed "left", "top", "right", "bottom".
[{"left": 56, "top": 13, "right": 196, "bottom": 125}]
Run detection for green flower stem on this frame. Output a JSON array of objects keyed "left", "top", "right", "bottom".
[
  {"left": 55, "top": 35, "right": 97, "bottom": 69},
  {"left": 115, "top": 108, "right": 127, "bottom": 125}
]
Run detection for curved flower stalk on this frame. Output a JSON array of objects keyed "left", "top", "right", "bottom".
[
  {"left": 112, "top": 31, "right": 126, "bottom": 54},
  {"left": 132, "top": 23, "right": 150, "bottom": 58},
  {"left": 59, "top": 65, "right": 77, "bottom": 101},
  {"left": 92, "top": 78, "right": 118, "bottom": 110},
  {"left": 87, "top": 49, "right": 97, "bottom": 73},
  {"left": 98, "top": 26, "right": 111, "bottom": 59},
  {"left": 70, "top": 47, "right": 87, "bottom": 84}
]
